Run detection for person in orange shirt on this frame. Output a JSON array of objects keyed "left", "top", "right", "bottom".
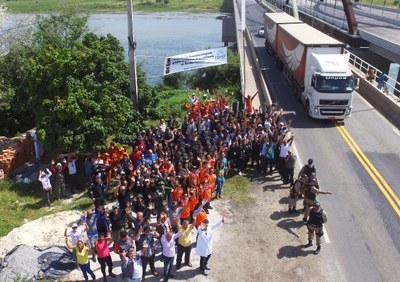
[
  {"left": 179, "top": 194, "right": 191, "bottom": 222},
  {"left": 200, "top": 182, "right": 213, "bottom": 214},
  {"left": 242, "top": 91, "right": 258, "bottom": 115},
  {"left": 107, "top": 142, "right": 119, "bottom": 158},
  {"left": 187, "top": 191, "right": 198, "bottom": 223},
  {"left": 194, "top": 199, "right": 208, "bottom": 228}
]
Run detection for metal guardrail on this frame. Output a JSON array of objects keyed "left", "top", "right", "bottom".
[{"left": 346, "top": 50, "right": 400, "bottom": 98}]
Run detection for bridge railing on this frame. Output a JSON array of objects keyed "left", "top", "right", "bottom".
[{"left": 346, "top": 50, "right": 400, "bottom": 98}]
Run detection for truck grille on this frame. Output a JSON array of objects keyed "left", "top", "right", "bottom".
[
  {"left": 319, "top": 99, "right": 349, "bottom": 106},
  {"left": 320, "top": 108, "right": 347, "bottom": 116}
]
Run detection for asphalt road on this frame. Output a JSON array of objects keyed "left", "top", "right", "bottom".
[{"left": 245, "top": 1, "right": 400, "bottom": 281}]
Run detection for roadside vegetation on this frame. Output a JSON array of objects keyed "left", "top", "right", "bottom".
[
  {"left": 4, "top": 0, "right": 233, "bottom": 14},
  {"left": 0, "top": 1, "right": 248, "bottom": 237}
]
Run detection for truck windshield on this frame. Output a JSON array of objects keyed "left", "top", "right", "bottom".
[{"left": 315, "top": 75, "right": 354, "bottom": 93}]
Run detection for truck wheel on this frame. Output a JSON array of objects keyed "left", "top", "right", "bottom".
[{"left": 306, "top": 101, "right": 310, "bottom": 116}]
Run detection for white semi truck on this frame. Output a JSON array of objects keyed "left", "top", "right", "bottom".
[{"left": 264, "top": 12, "right": 359, "bottom": 119}]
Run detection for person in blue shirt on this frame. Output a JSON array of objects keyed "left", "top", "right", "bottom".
[{"left": 215, "top": 162, "right": 226, "bottom": 199}]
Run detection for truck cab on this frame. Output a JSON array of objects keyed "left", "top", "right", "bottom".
[{"left": 301, "top": 53, "right": 359, "bottom": 119}]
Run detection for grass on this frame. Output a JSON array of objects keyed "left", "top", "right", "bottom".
[
  {"left": 222, "top": 174, "right": 255, "bottom": 206},
  {"left": 0, "top": 179, "right": 92, "bottom": 237},
  {"left": 3, "top": 0, "right": 231, "bottom": 14}
]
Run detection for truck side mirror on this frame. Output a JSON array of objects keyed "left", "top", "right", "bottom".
[{"left": 354, "top": 78, "right": 360, "bottom": 90}]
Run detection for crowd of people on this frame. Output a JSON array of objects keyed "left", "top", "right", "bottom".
[{"left": 39, "top": 88, "right": 333, "bottom": 281}]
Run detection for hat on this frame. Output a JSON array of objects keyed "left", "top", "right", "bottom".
[
  {"left": 137, "top": 194, "right": 143, "bottom": 198},
  {"left": 72, "top": 223, "right": 78, "bottom": 228},
  {"left": 56, "top": 163, "right": 62, "bottom": 167},
  {"left": 120, "top": 170, "right": 126, "bottom": 175},
  {"left": 308, "top": 158, "right": 313, "bottom": 165},
  {"left": 144, "top": 178, "right": 150, "bottom": 182},
  {"left": 40, "top": 171, "right": 46, "bottom": 177},
  {"left": 279, "top": 122, "right": 284, "bottom": 126},
  {"left": 257, "top": 124, "right": 263, "bottom": 127}
]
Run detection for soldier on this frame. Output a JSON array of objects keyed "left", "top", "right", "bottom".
[
  {"left": 288, "top": 174, "right": 307, "bottom": 214},
  {"left": 298, "top": 158, "right": 316, "bottom": 178},
  {"left": 305, "top": 202, "right": 327, "bottom": 255},
  {"left": 302, "top": 176, "right": 331, "bottom": 222}
]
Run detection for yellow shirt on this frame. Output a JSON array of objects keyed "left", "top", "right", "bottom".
[
  {"left": 178, "top": 223, "right": 194, "bottom": 247},
  {"left": 74, "top": 246, "right": 89, "bottom": 265}
]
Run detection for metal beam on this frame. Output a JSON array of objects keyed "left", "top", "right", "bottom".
[{"left": 341, "top": 0, "right": 358, "bottom": 35}]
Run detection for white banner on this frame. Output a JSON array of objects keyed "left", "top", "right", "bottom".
[{"left": 163, "top": 47, "right": 227, "bottom": 75}]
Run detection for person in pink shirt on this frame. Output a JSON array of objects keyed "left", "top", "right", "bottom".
[{"left": 94, "top": 232, "right": 116, "bottom": 281}]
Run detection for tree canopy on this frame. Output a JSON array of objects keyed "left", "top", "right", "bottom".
[{"left": 0, "top": 8, "right": 145, "bottom": 152}]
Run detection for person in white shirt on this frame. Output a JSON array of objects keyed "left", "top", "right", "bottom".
[
  {"left": 38, "top": 169, "right": 52, "bottom": 206},
  {"left": 122, "top": 247, "right": 146, "bottom": 282},
  {"left": 196, "top": 216, "right": 224, "bottom": 276},
  {"left": 160, "top": 231, "right": 181, "bottom": 282},
  {"left": 66, "top": 153, "right": 79, "bottom": 194},
  {"left": 64, "top": 222, "right": 86, "bottom": 247},
  {"left": 278, "top": 131, "right": 294, "bottom": 182}
]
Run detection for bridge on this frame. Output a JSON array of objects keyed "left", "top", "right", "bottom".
[
  {"left": 264, "top": 0, "right": 400, "bottom": 66},
  {"left": 230, "top": 0, "right": 400, "bottom": 127}
]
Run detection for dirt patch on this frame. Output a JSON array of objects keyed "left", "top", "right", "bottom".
[{"left": 0, "top": 170, "right": 338, "bottom": 281}]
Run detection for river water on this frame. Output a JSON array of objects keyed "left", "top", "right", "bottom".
[
  {"left": 89, "top": 13, "right": 224, "bottom": 85},
  {"left": 1, "top": 13, "right": 224, "bottom": 86}
]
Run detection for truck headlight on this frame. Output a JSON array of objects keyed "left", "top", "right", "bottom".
[{"left": 313, "top": 106, "right": 319, "bottom": 114}]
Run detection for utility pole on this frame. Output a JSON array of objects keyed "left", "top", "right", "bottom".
[{"left": 127, "top": 0, "right": 138, "bottom": 110}]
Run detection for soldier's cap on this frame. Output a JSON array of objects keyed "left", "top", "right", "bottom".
[{"left": 314, "top": 202, "right": 320, "bottom": 207}]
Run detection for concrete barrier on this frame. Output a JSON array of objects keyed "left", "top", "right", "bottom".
[{"left": 352, "top": 68, "right": 400, "bottom": 128}]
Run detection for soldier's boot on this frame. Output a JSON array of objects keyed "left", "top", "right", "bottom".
[
  {"left": 293, "top": 208, "right": 299, "bottom": 213},
  {"left": 305, "top": 240, "right": 313, "bottom": 247},
  {"left": 302, "top": 217, "right": 307, "bottom": 222},
  {"left": 314, "top": 245, "right": 321, "bottom": 255},
  {"left": 288, "top": 208, "right": 293, "bottom": 214}
]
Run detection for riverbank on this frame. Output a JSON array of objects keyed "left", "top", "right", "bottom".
[{"left": 3, "top": 0, "right": 230, "bottom": 14}]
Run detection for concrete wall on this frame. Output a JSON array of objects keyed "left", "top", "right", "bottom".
[{"left": 352, "top": 68, "right": 400, "bottom": 129}]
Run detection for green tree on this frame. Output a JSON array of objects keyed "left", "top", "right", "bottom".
[
  {"left": 0, "top": 40, "right": 37, "bottom": 136},
  {"left": 190, "top": 48, "right": 240, "bottom": 92},
  {"left": 27, "top": 10, "right": 144, "bottom": 151}
]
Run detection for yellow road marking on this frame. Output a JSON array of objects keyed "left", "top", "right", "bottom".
[{"left": 335, "top": 121, "right": 400, "bottom": 216}]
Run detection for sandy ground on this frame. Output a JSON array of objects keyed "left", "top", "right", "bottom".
[{"left": 0, "top": 169, "right": 338, "bottom": 282}]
